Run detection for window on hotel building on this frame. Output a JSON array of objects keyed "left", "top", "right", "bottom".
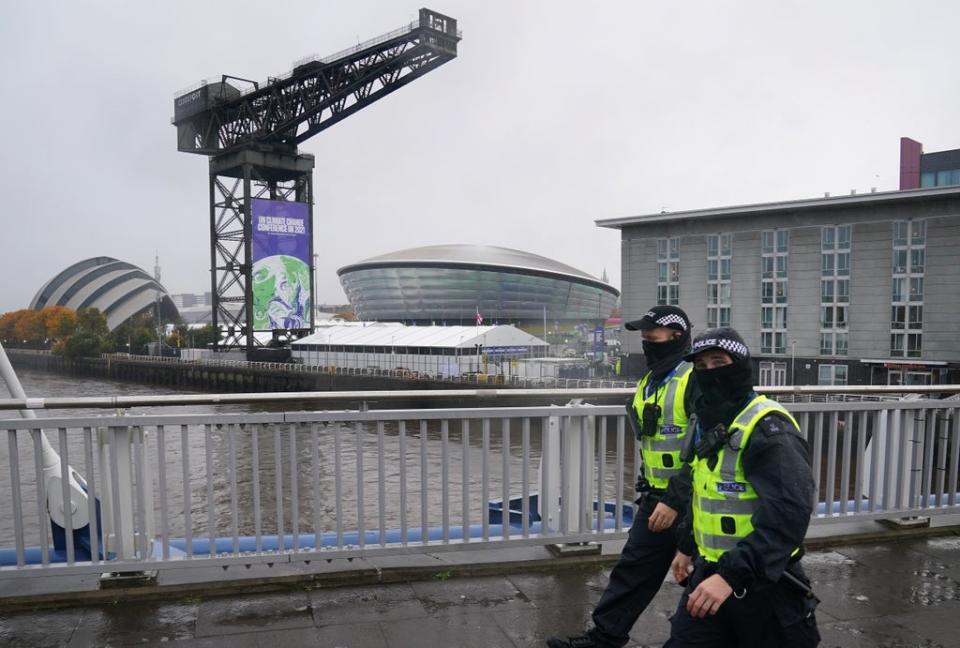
[
  {"left": 820, "top": 225, "right": 851, "bottom": 357},
  {"left": 760, "top": 230, "right": 788, "bottom": 354},
  {"left": 759, "top": 361, "right": 787, "bottom": 386},
  {"left": 818, "top": 364, "right": 848, "bottom": 386},
  {"left": 656, "top": 237, "right": 680, "bottom": 306},
  {"left": 706, "top": 233, "right": 732, "bottom": 328},
  {"left": 890, "top": 220, "right": 924, "bottom": 357}
]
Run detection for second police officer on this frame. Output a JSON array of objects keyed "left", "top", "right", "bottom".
[
  {"left": 665, "top": 327, "right": 820, "bottom": 647},
  {"left": 548, "top": 305, "right": 699, "bottom": 648}
]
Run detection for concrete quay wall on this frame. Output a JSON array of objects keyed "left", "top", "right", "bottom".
[{"left": 5, "top": 350, "right": 457, "bottom": 395}]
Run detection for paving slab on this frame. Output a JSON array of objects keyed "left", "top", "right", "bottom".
[
  {"left": 410, "top": 574, "right": 535, "bottom": 617},
  {"left": 505, "top": 567, "right": 609, "bottom": 606},
  {"left": 379, "top": 611, "right": 516, "bottom": 648},
  {"left": 626, "top": 585, "right": 683, "bottom": 647},
  {"left": 817, "top": 617, "right": 933, "bottom": 648},
  {"left": 68, "top": 599, "right": 199, "bottom": 646},
  {"left": 490, "top": 603, "right": 595, "bottom": 648},
  {"left": 309, "top": 582, "right": 429, "bottom": 626},
  {"left": 142, "top": 633, "right": 263, "bottom": 647},
  {"left": 0, "top": 607, "right": 83, "bottom": 648},
  {"left": 308, "top": 621, "right": 389, "bottom": 648},
  {"left": 884, "top": 604, "right": 960, "bottom": 646},
  {"left": 195, "top": 590, "right": 313, "bottom": 637}
]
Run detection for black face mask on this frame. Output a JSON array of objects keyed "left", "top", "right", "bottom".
[
  {"left": 642, "top": 337, "right": 685, "bottom": 365},
  {"left": 642, "top": 331, "right": 690, "bottom": 379},
  {"left": 693, "top": 361, "right": 754, "bottom": 428}
]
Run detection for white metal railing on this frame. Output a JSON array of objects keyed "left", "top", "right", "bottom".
[{"left": 1, "top": 394, "right": 959, "bottom": 577}]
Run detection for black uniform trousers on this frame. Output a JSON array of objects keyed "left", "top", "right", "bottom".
[
  {"left": 664, "top": 561, "right": 820, "bottom": 648},
  {"left": 588, "top": 493, "right": 678, "bottom": 648}
]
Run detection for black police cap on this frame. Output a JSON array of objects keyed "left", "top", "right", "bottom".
[{"left": 624, "top": 305, "right": 691, "bottom": 332}]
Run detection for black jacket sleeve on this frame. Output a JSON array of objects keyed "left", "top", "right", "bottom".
[
  {"left": 661, "top": 462, "right": 691, "bottom": 512},
  {"left": 716, "top": 412, "right": 815, "bottom": 592}
]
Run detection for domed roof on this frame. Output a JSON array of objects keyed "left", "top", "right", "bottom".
[
  {"left": 338, "top": 244, "right": 612, "bottom": 289},
  {"left": 30, "top": 257, "right": 179, "bottom": 331}
]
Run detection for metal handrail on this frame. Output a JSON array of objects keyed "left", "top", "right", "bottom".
[{"left": 3, "top": 385, "right": 958, "bottom": 412}]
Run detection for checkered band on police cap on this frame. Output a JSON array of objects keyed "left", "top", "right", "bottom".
[
  {"left": 624, "top": 305, "right": 691, "bottom": 332},
  {"left": 650, "top": 313, "right": 688, "bottom": 330},
  {"left": 685, "top": 327, "right": 750, "bottom": 361}
]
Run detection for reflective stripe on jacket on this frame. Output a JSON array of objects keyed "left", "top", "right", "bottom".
[{"left": 632, "top": 362, "right": 693, "bottom": 489}]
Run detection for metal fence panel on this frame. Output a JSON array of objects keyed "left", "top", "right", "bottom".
[{"left": 2, "top": 397, "right": 960, "bottom": 576}]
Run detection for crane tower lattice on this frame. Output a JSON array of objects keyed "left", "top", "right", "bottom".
[{"left": 172, "top": 8, "right": 459, "bottom": 356}]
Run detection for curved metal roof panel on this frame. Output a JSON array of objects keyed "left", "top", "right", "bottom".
[
  {"left": 337, "top": 244, "right": 617, "bottom": 293},
  {"left": 64, "top": 268, "right": 143, "bottom": 310},
  {"left": 30, "top": 256, "right": 117, "bottom": 309},
  {"left": 30, "top": 256, "right": 178, "bottom": 331},
  {"left": 105, "top": 288, "right": 171, "bottom": 331}
]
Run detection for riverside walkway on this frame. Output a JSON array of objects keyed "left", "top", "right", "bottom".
[{"left": 2, "top": 522, "right": 959, "bottom": 648}]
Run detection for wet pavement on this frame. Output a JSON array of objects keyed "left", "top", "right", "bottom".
[{"left": 2, "top": 533, "right": 960, "bottom": 647}]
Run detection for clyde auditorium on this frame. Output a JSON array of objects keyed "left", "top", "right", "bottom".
[
  {"left": 337, "top": 245, "right": 619, "bottom": 325},
  {"left": 30, "top": 256, "right": 179, "bottom": 331}
]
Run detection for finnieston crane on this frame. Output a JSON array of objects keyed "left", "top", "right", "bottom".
[{"left": 172, "top": 8, "right": 460, "bottom": 357}]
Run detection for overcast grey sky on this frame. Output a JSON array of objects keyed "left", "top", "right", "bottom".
[{"left": 1, "top": 0, "right": 957, "bottom": 314}]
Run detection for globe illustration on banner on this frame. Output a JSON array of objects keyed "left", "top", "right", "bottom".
[{"left": 252, "top": 255, "right": 311, "bottom": 329}]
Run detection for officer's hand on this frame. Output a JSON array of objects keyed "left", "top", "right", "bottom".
[
  {"left": 647, "top": 502, "right": 678, "bottom": 532},
  {"left": 686, "top": 574, "right": 733, "bottom": 618},
  {"left": 671, "top": 551, "right": 693, "bottom": 584}
]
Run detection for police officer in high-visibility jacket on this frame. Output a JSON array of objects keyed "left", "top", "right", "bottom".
[
  {"left": 548, "top": 305, "right": 699, "bottom": 648},
  {"left": 665, "top": 327, "right": 820, "bottom": 648}
]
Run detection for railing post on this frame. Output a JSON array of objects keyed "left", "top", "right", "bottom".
[
  {"left": 543, "top": 401, "right": 600, "bottom": 556},
  {"left": 539, "top": 415, "right": 560, "bottom": 533},
  {"left": 98, "top": 426, "right": 153, "bottom": 561},
  {"left": 559, "top": 403, "right": 595, "bottom": 535}
]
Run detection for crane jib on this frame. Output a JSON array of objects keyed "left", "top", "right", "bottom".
[{"left": 172, "top": 8, "right": 460, "bottom": 155}]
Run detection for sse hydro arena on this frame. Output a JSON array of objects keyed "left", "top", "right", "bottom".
[{"left": 337, "top": 245, "right": 619, "bottom": 325}]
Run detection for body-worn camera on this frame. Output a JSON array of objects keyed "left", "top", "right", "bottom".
[
  {"left": 641, "top": 402, "right": 661, "bottom": 437},
  {"left": 694, "top": 423, "right": 733, "bottom": 458}
]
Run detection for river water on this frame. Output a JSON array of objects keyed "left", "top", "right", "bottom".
[{"left": 0, "top": 368, "right": 635, "bottom": 549}]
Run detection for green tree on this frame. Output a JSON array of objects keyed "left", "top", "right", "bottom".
[
  {"left": 186, "top": 325, "right": 218, "bottom": 349},
  {"left": 107, "top": 312, "right": 156, "bottom": 354},
  {"left": 61, "top": 308, "right": 109, "bottom": 358},
  {"left": 165, "top": 324, "right": 188, "bottom": 349}
]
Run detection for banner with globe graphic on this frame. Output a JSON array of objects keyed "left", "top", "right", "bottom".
[{"left": 251, "top": 199, "right": 312, "bottom": 330}]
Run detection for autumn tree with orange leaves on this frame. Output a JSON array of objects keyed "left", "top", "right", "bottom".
[{"left": 0, "top": 306, "right": 103, "bottom": 356}]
